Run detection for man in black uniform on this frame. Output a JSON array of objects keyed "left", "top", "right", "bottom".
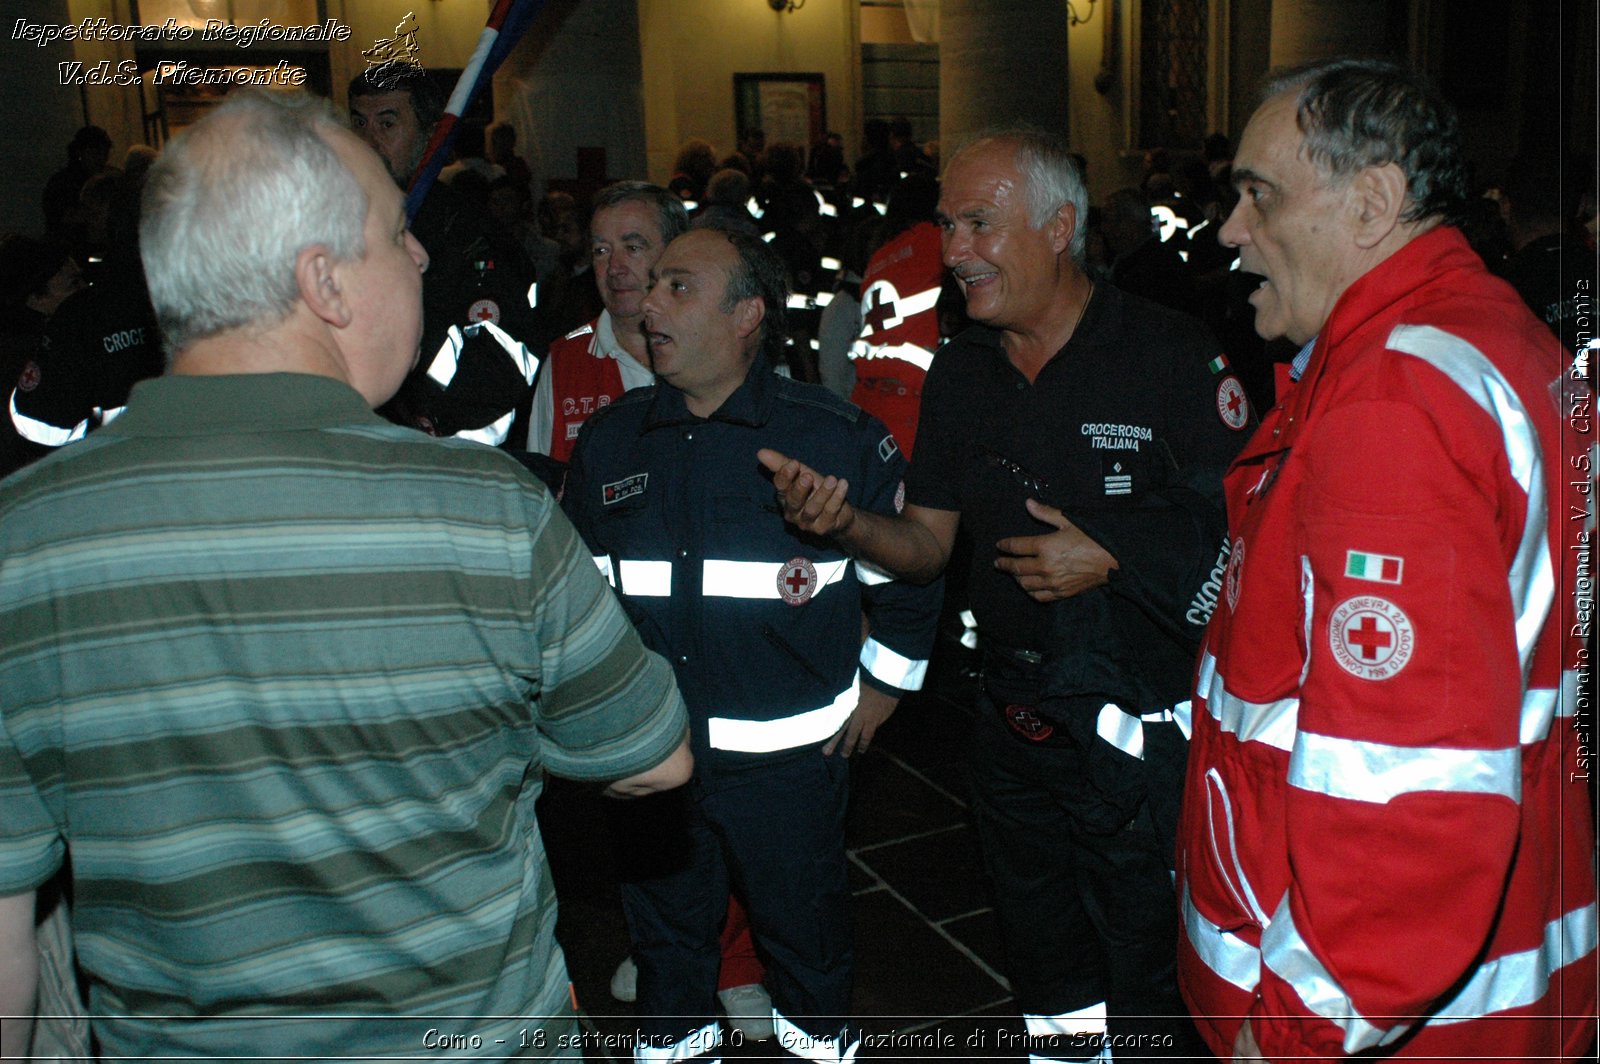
[
  {"left": 348, "top": 65, "right": 538, "bottom": 440},
  {"left": 761, "top": 130, "right": 1248, "bottom": 1062}
]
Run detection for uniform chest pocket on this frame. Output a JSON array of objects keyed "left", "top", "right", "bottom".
[{"left": 593, "top": 498, "right": 667, "bottom": 561}]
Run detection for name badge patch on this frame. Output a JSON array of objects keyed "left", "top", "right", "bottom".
[{"left": 602, "top": 474, "right": 648, "bottom": 505}]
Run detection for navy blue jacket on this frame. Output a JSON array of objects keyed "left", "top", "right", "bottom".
[{"left": 563, "top": 357, "right": 941, "bottom": 765}]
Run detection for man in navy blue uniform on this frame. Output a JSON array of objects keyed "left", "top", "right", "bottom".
[{"left": 564, "top": 227, "right": 940, "bottom": 1064}]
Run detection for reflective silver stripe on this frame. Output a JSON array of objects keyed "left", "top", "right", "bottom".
[
  {"left": 1024, "top": 1002, "right": 1106, "bottom": 1036},
  {"left": 10, "top": 390, "right": 88, "bottom": 447},
  {"left": 1196, "top": 650, "right": 1299, "bottom": 751},
  {"left": 591, "top": 555, "right": 616, "bottom": 587},
  {"left": 859, "top": 637, "right": 927, "bottom": 690},
  {"left": 1261, "top": 897, "right": 1409, "bottom": 1053},
  {"left": 1429, "top": 902, "right": 1599, "bottom": 1024},
  {"left": 771, "top": 1013, "right": 858, "bottom": 1063},
  {"left": 1181, "top": 882, "right": 1261, "bottom": 992},
  {"left": 860, "top": 282, "right": 941, "bottom": 331},
  {"left": 452, "top": 408, "right": 515, "bottom": 447},
  {"left": 1521, "top": 670, "right": 1580, "bottom": 743},
  {"left": 708, "top": 678, "right": 857, "bottom": 753},
  {"left": 1096, "top": 702, "right": 1144, "bottom": 760},
  {"left": 701, "top": 558, "right": 849, "bottom": 599},
  {"left": 633, "top": 1020, "right": 721, "bottom": 1063},
  {"left": 466, "top": 318, "right": 540, "bottom": 384},
  {"left": 424, "top": 324, "right": 465, "bottom": 386},
  {"left": 98, "top": 404, "right": 126, "bottom": 425},
  {"left": 1204, "top": 768, "right": 1273, "bottom": 925},
  {"left": 1387, "top": 325, "right": 1553, "bottom": 675},
  {"left": 617, "top": 559, "right": 672, "bottom": 597},
  {"left": 1171, "top": 699, "right": 1193, "bottom": 740},
  {"left": 1288, "top": 731, "right": 1521, "bottom": 804},
  {"left": 853, "top": 559, "right": 895, "bottom": 586},
  {"left": 847, "top": 338, "right": 936, "bottom": 372}
]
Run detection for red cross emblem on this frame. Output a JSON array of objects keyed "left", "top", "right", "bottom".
[
  {"left": 16, "top": 360, "right": 41, "bottom": 393},
  {"left": 777, "top": 556, "right": 818, "bottom": 606},
  {"left": 1224, "top": 537, "right": 1244, "bottom": 611},
  {"left": 1003, "top": 704, "right": 1055, "bottom": 742},
  {"left": 861, "top": 281, "right": 902, "bottom": 335},
  {"left": 468, "top": 298, "right": 501, "bottom": 325},
  {"left": 1216, "top": 375, "right": 1248, "bottom": 430},
  {"left": 1329, "top": 596, "right": 1414, "bottom": 680}
]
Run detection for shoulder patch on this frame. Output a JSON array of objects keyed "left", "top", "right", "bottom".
[
  {"left": 877, "top": 434, "right": 900, "bottom": 463},
  {"left": 1216, "top": 375, "right": 1249, "bottom": 430},
  {"left": 1329, "top": 595, "right": 1414, "bottom": 680}
]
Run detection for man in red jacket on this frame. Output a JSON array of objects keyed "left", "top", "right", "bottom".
[{"left": 1176, "top": 57, "right": 1597, "bottom": 1061}]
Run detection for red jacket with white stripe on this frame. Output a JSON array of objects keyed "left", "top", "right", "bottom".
[
  {"left": 1175, "top": 226, "right": 1597, "bottom": 1061},
  {"left": 849, "top": 221, "right": 944, "bottom": 456}
]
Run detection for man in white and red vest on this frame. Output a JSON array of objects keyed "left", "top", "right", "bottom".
[
  {"left": 849, "top": 179, "right": 949, "bottom": 457},
  {"left": 524, "top": 182, "right": 687, "bottom": 464}
]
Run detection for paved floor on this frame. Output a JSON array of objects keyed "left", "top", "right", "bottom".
[{"left": 538, "top": 642, "right": 1051, "bottom": 1061}]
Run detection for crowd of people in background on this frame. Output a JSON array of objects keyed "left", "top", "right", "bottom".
[{"left": 5, "top": 82, "right": 1596, "bottom": 482}]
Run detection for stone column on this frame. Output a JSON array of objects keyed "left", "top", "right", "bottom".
[{"left": 939, "top": 0, "right": 1071, "bottom": 153}]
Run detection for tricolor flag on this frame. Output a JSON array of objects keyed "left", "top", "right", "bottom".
[
  {"left": 1345, "top": 550, "right": 1403, "bottom": 584},
  {"left": 1207, "top": 354, "right": 1230, "bottom": 374},
  {"left": 405, "top": 0, "right": 546, "bottom": 222}
]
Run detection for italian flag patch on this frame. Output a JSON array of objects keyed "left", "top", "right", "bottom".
[
  {"left": 1345, "top": 550, "right": 1403, "bottom": 584},
  {"left": 1207, "top": 354, "right": 1230, "bottom": 374}
]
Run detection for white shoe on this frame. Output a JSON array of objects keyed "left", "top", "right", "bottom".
[
  {"left": 609, "top": 955, "right": 638, "bottom": 1003},
  {"left": 717, "top": 982, "right": 774, "bottom": 1041}
]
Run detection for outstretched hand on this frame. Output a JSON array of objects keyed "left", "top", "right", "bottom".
[
  {"left": 757, "top": 448, "right": 857, "bottom": 538},
  {"left": 993, "top": 498, "right": 1117, "bottom": 602}
]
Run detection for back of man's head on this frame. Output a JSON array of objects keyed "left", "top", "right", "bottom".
[
  {"left": 951, "top": 128, "right": 1090, "bottom": 261},
  {"left": 713, "top": 226, "right": 789, "bottom": 363},
  {"left": 141, "top": 90, "right": 367, "bottom": 358},
  {"left": 592, "top": 181, "right": 690, "bottom": 245},
  {"left": 1260, "top": 57, "right": 1468, "bottom": 227}
]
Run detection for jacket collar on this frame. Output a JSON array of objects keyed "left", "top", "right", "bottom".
[
  {"left": 643, "top": 354, "right": 777, "bottom": 430},
  {"left": 1297, "top": 225, "right": 1475, "bottom": 397}
]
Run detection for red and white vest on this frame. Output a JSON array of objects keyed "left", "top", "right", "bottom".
[
  {"left": 849, "top": 221, "right": 944, "bottom": 457},
  {"left": 527, "top": 314, "right": 652, "bottom": 462}
]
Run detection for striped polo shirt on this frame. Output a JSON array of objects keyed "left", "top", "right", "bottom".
[{"left": 0, "top": 372, "right": 687, "bottom": 1058}]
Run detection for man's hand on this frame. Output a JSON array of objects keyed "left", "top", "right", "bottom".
[
  {"left": 757, "top": 448, "right": 856, "bottom": 538},
  {"left": 994, "top": 498, "right": 1118, "bottom": 602},
  {"left": 824, "top": 683, "right": 898, "bottom": 757},
  {"left": 1232, "top": 1018, "right": 1268, "bottom": 1062}
]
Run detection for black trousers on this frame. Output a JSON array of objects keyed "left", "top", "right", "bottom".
[{"left": 968, "top": 688, "right": 1202, "bottom": 1060}]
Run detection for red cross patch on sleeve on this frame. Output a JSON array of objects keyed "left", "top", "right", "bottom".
[{"left": 1330, "top": 595, "right": 1415, "bottom": 680}]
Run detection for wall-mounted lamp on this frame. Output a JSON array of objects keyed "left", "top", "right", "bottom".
[
  {"left": 768, "top": 0, "right": 806, "bottom": 12},
  {"left": 1067, "top": 0, "right": 1097, "bottom": 25}
]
